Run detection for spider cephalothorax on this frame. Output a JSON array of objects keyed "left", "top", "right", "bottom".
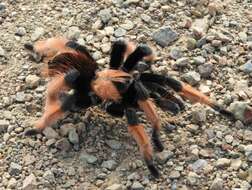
[{"left": 24, "top": 37, "right": 233, "bottom": 178}]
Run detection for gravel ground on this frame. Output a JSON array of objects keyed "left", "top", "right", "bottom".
[{"left": 0, "top": 0, "right": 252, "bottom": 190}]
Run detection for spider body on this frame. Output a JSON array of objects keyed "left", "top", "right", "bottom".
[{"left": 24, "top": 37, "right": 233, "bottom": 178}]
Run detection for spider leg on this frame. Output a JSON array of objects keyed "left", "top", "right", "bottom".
[
  {"left": 140, "top": 73, "right": 234, "bottom": 118},
  {"left": 143, "top": 82, "right": 184, "bottom": 114},
  {"left": 125, "top": 108, "right": 159, "bottom": 178},
  {"left": 138, "top": 99, "right": 164, "bottom": 152},
  {"left": 122, "top": 44, "right": 154, "bottom": 72},
  {"left": 24, "top": 76, "right": 70, "bottom": 136},
  {"left": 104, "top": 101, "right": 125, "bottom": 117},
  {"left": 109, "top": 40, "right": 135, "bottom": 69},
  {"left": 24, "top": 37, "right": 69, "bottom": 63},
  {"left": 129, "top": 81, "right": 164, "bottom": 152},
  {"left": 109, "top": 40, "right": 127, "bottom": 69},
  {"left": 65, "top": 41, "right": 95, "bottom": 62}
]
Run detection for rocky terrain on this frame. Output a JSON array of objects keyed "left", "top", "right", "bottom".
[{"left": 0, "top": 0, "right": 252, "bottom": 189}]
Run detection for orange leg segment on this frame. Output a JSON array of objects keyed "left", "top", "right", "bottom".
[
  {"left": 128, "top": 124, "right": 159, "bottom": 178},
  {"left": 125, "top": 108, "right": 160, "bottom": 178},
  {"left": 24, "top": 76, "right": 69, "bottom": 136},
  {"left": 138, "top": 99, "right": 164, "bottom": 152}
]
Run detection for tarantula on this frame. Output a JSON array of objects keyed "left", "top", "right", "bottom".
[{"left": 24, "top": 37, "right": 233, "bottom": 178}]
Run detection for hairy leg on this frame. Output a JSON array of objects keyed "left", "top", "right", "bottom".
[
  {"left": 138, "top": 99, "right": 164, "bottom": 152},
  {"left": 122, "top": 44, "right": 154, "bottom": 72},
  {"left": 24, "top": 76, "right": 69, "bottom": 136},
  {"left": 140, "top": 73, "right": 234, "bottom": 118},
  {"left": 109, "top": 40, "right": 136, "bottom": 69},
  {"left": 125, "top": 108, "right": 159, "bottom": 178}
]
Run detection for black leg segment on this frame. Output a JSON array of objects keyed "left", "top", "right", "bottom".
[
  {"left": 122, "top": 44, "right": 153, "bottom": 72},
  {"left": 109, "top": 40, "right": 127, "bottom": 69}
]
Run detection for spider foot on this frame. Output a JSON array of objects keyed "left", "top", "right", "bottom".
[
  {"left": 152, "top": 130, "right": 164, "bottom": 152},
  {"left": 24, "top": 128, "right": 41, "bottom": 136},
  {"left": 152, "top": 137, "right": 164, "bottom": 152},
  {"left": 145, "top": 159, "right": 160, "bottom": 178}
]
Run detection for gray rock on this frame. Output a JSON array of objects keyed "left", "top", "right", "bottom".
[
  {"left": 187, "top": 124, "right": 199, "bottom": 133},
  {"left": 216, "top": 158, "right": 231, "bottom": 168},
  {"left": 112, "top": 0, "right": 124, "bottom": 6},
  {"left": 131, "top": 181, "right": 144, "bottom": 190},
  {"left": 192, "top": 106, "right": 206, "bottom": 123},
  {"left": 193, "top": 56, "right": 206, "bottom": 65},
  {"left": 106, "top": 139, "right": 122, "bottom": 150},
  {"left": 156, "top": 150, "right": 174, "bottom": 164},
  {"left": 248, "top": 153, "right": 252, "bottom": 162},
  {"left": 211, "top": 40, "right": 222, "bottom": 47},
  {"left": 239, "top": 60, "right": 252, "bottom": 74},
  {"left": 126, "top": 0, "right": 140, "bottom": 4},
  {"left": 92, "top": 51, "right": 102, "bottom": 60},
  {"left": 9, "top": 162, "right": 22, "bottom": 176},
  {"left": 170, "top": 47, "right": 184, "bottom": 60},
  {"left": 22, "top": 173, "right": 37, "bottom": 190},
  {"left": 68, "top": 128, "right": 79, "bottom": 144},
  {"left": 15, "top": 92, "right": 26, "bottom": 102},
  {"left": 114, "top": 28, "right": 126, "bottom": 37},
  {"left": 210, "top": 178, "right": 223, "bottom": 190},
  {"left": 25, "top": 74, "right": 40, "bottom": 88},
  {"left": 228, "top": 101, "right": 252, "bottom": 124},
  {"left": 225, "top": 135, "right": 233, "bottom": 144},
  {"left": 187, "top": 172, "right": 199, "bottom": 186},
  {"left": 101, "top": 43, "right": 111, "bottom": 53},
  {"left": 230, "top": 159, "right": 242, "bottom": 170},
  {"left": 99, "top": 9, "right": 112, "bottom": 24},
  {"left": 8, "top": 178, "right": 17, "bottom": 189},
  {"left": 23, "top": 154, "right": 36, "bottom": 166},
  {"left": 16, "top": 27, "right": 26, "bottom": 36},
  {"left": 182, "top": 71, "right": 201, "bottom": 86},
  {"left": 92, "top": 19, "right": 103, "bottom": 30},
  {"left": 152, "top": 27, "right": 179, "bottom": 47},
  {"left": 239, "top": 32, "right": 248, "bottom": 42},
  {"left": 0, "top": 120, "right": 9, "bottom": 133},
  {"left": 46, "top": 139, "right": 56, "bottom": 147},
  {"left": 79, "top": 153, "right": 98, "bottom": 164},
  {"left": 104, "top": 26, "right": 114, "bottom": 36},
  {"left": 245, "top": 145, "right": 252, "bottom": 161},
  {"left": 43, "top": 127, "right": 59, "bottom": 139},
  {"left": 208, "top": 1, "right": 223, "bottom": 16},
  {"left": 191, "top": 16, "right": 209, "bottom": 38},
  {"left": 66, "top": 26, "right": 81, "bottom": 40},
  {"left": 3, "top": 133, "right": 10, "bottom": 142},
  {"left": 169, "top": 171, "right": 180, "bottom": 179},
  {"left": 141, "top": 14, "right": 151, "bottom": 23},
  {"left": 175, "top": 57, "right": 190, "bottom": 67},
  {"left": 59, "top": 123, "right": 75, "bottom": 136},
  {"left": 55, "top": 138, "right": 71, "bottom": 151},
  {"left": 31, "top": 27, "right": 45, "bottom": 41},
  {"left": 0, "top": 46, "right": 5, "bottom": 57},
  {"left": 121, "top": 20, "right": 134, "bottom": 30},
  {"left": 43, "top": 170, "right": 55, "bottom": 183},
  {"left": 127, "top": 172, "right": 140, "bottom": 181},
  {"left": 198, "top": 63, "right": 213, "bottom": 78},
  {"left": 106, "top": 184, "right": 123, "bottom": 190},
  {"left": 186, "top": 38, "right": 197, "bottom": 50},
  {"left": 0, "top": 3, "right": 6, "bottom": 12},
  {"left": 196, "top": 37, "right": 207, "bottom": 48},
  {"left": 67, "top": 167, "right": 76, "bottom": 176},
  {"left": 101, "top": 160, "right": 117, "bottom": 170},
  {"left": 202, "top": 44, "right": 215, "bottom": 53},
  {"left": 244, "top": 130, "right": 252, "bottom": 142},
  {"left": 191, "top": 159, "right": 208, "bottom": 172}
]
